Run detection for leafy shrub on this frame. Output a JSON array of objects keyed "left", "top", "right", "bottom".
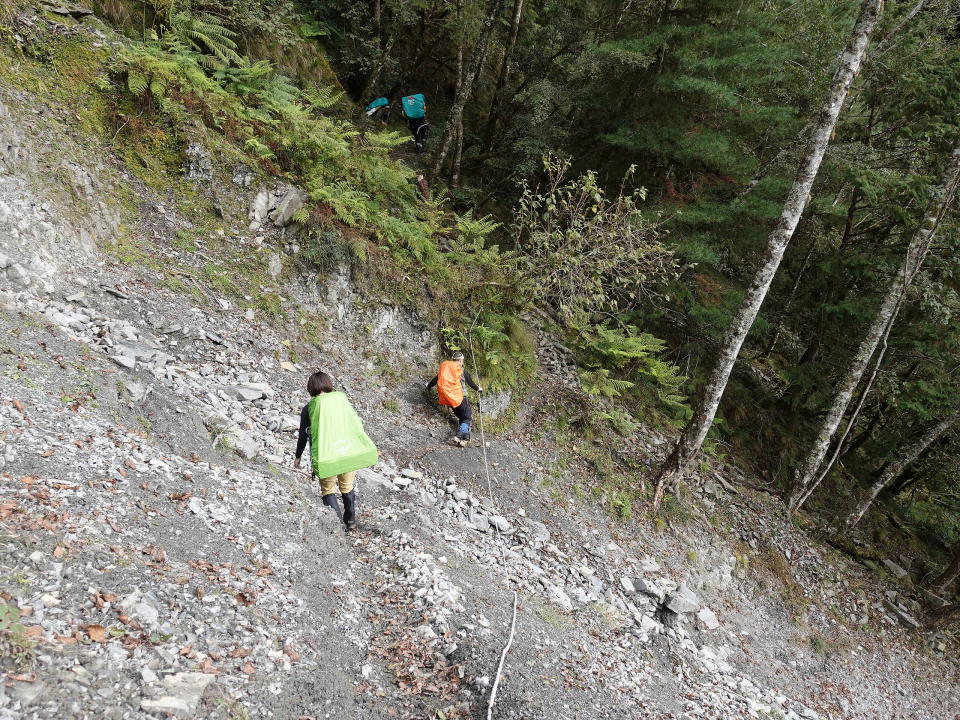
[{"left": 512, "top": 155, "right": 678, "bottom": 327}]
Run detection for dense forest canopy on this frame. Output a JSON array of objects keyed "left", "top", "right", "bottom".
[{"left": 8, "top": 0, "right": 960, "bottom": 599}]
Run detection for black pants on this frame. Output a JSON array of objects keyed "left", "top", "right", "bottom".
[
  {"left": 408, "top": 118, "right": 428, "bottom": 148},
  {"left": 452, "top": 398, "right": 472, "bottom": 434}
]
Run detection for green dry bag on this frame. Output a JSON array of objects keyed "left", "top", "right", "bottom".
[{"left": 308, "top": 392, "right": 378, "bottom": 478}]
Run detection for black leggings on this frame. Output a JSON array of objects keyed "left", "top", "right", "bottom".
[
  {"left": 452, "top": 398, "right": 472, "bottom": 424},
  {"left": 408, "top": 118, "right": 428, "bottom": 144}
]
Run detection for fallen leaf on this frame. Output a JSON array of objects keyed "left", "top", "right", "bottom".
[
  {"left": 55, "top": 634, "right": 78, "bottom": 645},
  {"left": 9, "top": 673, "right": 36, "bottom": 682},
  {"left": 40, "top": 449, "right": 55, "bottom": 458},
  {"left": 19, "top": 476, "right": 36, "bottom": 486},
  {"left": 52, "top": 546, "right": 66, "bottom": 559},
  {"left": 239, "top": 662, "right": 256, "bottom": 675},
  {"left": 198, "top": 658, "right": 218, "bottom": 675},
  {"left": 283, "top": 644, "right": 301, "bottom": 662},
  {"left": 228, "top": 647, "right": 251, "bottom": 658},
  {"left": 86, "top": 625, "right": 107, "bottom": 643},
  {"left": 179, "top": 644, "right": 196, "bottom": 658},
  {"left": 11, "top": 399, "right": 24, "bottom": 413},
  {"left": 23, "top": 626, "right": 42, "bottom": 638}
]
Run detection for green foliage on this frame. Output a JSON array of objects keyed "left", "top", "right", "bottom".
[
  {"left": 440, "top": 315, "right": 536, "bottom": 392},
  {"left": 513, "top": 155, "right": 676, "bottom": 327},
  {"left": 577, "top": 325, "right": 689, "bottom": 420},
  {"left": 0, "top": 602, "right": 33, "bottom": 670}
]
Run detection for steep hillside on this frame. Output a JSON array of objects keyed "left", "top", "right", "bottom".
[{"left": 1, "top": 5, "right": 959, "bottom": 720}]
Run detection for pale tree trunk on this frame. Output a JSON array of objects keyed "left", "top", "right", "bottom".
[
  {"left": 451, "top": 0, "right": 466, "bottom": 188},
  {"left": 651, "top": 0, "right": 884, "bottom": 511},
  {"left": 431, "top": 0, "right": 502, "bottom": 179},
  {"left": 845, "top": 412, "right": 960, "bottom": 528},
  {"left": 482, "top": 0, "right": 524, "bottom": 146},
  {"left": 787, "top": 143, "right": 960, "bottom": 515},
  {"left": 930, "top": 539, "right": 960, "bottom": 596}
]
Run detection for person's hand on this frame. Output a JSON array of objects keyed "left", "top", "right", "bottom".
[{"left": 293, "top": 457, "right": 301, "bottom": 470}]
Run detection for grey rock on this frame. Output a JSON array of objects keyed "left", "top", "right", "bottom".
[
  {"left": 696, "top": 606, "right": 720, "bottom": 631},
  {"left": 620, "top": 576, "right": 636, "bottom": 594},
  {"left": 665, "top": 584, "right": 700, "bottom": 614},
  {"left": 111, "top": 353, "right": 136, "bottom": 369},
  {"left": 467, "top": 511, "right": 489, "bottom": 532},
  {"left": 268, "top": 253, "right": 282, "bottom": 280},
  {"left": 8, "top": 263, "right": 30, "bottom": 285},
  {"left": 183, "top": 143, "right": 212, "bottom": 181},
  {"left": 269, "top": 187, "right": 307, "bottom": 226},
  {"left": 882, "top": 558, "right": 909, "bottom": 580},
  {"left": 544, "top": 582, "right": 573, "bottom": 612},
  {"left": 232, "top": 165, "right": 254, "bottom": 187},
  {"left": 635, "top": 578, "right": 664, "bottom": 602},
  {"left": 10, "top": 679, "right": 44, "bottom": 706},
  {"left": 357, "top": 468, "right": 396, "bottom": 491},
  {"left": 489, "top": 516, "right": 512, "bottom": 533},
  {"left": 526, "top": 521, "right": 550, "bottom": 546}
]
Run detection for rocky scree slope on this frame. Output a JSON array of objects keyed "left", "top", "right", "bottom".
[{"left": 0, "top": 70, "right": 958, "bottom": 720}]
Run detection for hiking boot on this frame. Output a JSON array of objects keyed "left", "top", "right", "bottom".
[
  {"left": 342, "top": 490, "right": 357, "bottom": 531},
  {"left": 321, "top": 493, "right": 343, "bottom": 523}
]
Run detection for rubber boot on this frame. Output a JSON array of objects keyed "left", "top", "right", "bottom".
[
  {"left": 342, "top": 490, "right": 357, "bottom": 531},
  {"left": 321, "top": 493, "right": 343, "bottom": 523}
]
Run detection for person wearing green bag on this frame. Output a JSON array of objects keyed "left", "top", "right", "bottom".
[{"left": 293, "top": 371, "right": 378, "bottom": 531}]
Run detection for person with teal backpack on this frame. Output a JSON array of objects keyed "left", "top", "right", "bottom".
[
  {"left": 401, "top": 93, "right": 428, "bottom": 152},
  {"left": 364, "top": 96, "right": 391, "bottom": 121},
  {"left": 293, "top": 371, "right": 378, "bottom": 531}
]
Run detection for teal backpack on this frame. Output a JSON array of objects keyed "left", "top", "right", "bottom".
[
  {"left": 401, "top": 94, "right": 426, "bottom": 119},
  {"left": 365, "top": 97, "right": 389, "bottom": 115},
  {"left": 308, "top": 392, "right": 379, "bottom": 478}
]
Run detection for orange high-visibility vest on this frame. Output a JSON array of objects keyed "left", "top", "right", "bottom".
[{"left": 436, "top": 361, "right": 464, "bottom": 407}]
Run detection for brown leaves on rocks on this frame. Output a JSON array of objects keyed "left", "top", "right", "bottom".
[{"left": 85, "top": 624, "right": 107, "bottom": 643}]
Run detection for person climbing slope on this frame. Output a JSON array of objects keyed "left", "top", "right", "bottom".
[
  {"left": 294, "top": 371, "right": 378, "bottom": 531},
  {"left": 426, "top": 351, "right": 482, "bottom": 444},
  {"left": 364, "top": 96, "right": 391, "bottom": 122},
  {"left": 401, "top": 93, "right": 429, "bottom": 152}
]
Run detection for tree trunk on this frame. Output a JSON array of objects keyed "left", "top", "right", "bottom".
[
  {"left": 482, "top": 0, "right": 525, "bottom": 146},
  {"left": 930, "top": 539, "right": 960, "bottom": 596},
  {"left": 450, "top": 1, "right": 466, "bottom": 188},
  {"left": 431, "top": 0, "right": 503, "bottom": 179},
  {"left": 788, "top": 143, "right": 960, "bottom": 515},
  {"left": 845, "top": 412, "right": 960, "bottom": 528},
  {"left": 651, "top": 0, "right": 884, "bottom": 511}
]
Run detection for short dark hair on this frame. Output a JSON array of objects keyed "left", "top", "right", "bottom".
[{"left": 307, "top": 371, "right": 334, "bottom": 396}]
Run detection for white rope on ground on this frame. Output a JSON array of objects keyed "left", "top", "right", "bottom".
[
  {"left": 466, "top": 325, "right": 516, "bottom": 718},
  {"left": 487, "top": 590, "right": 518, "bottom": 720}
]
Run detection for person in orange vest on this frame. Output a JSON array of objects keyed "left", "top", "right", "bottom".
[{"left": 426, "top": 351, "right": 482, "bottom": 443}]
